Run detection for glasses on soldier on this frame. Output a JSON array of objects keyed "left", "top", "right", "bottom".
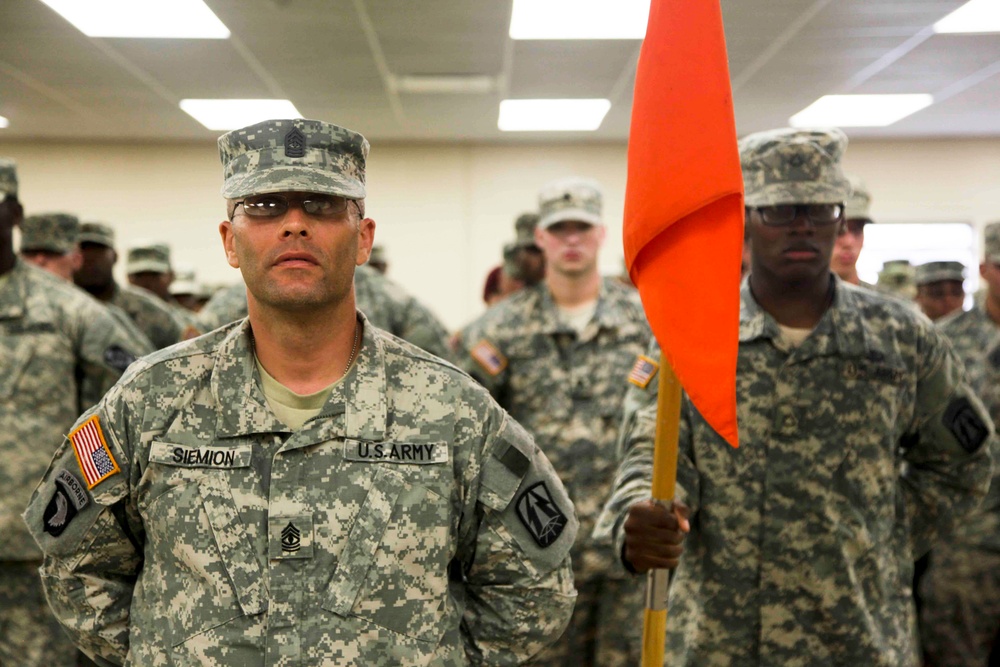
[
  {"left": 748, "top": 204, "right": 844, "bottom": 227},
  {"left": 234, "top": 193, "right": 351, "bottom": 218}
]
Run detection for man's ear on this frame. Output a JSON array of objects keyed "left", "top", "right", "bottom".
[
  {"left": 356, "top": 217, "right": 376, "bottom": 266},
  {"left": 220, "top": 220, "right": 240, "bottom": 269}
]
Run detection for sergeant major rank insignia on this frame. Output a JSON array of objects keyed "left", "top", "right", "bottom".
[
  {"left": 628, "top": 354, "right": 659, "bottom": 389},
  {"left": 284, "top": 128, "right": 306, "bottom": 158},
  {"left": 470, "top": 339, "right": 507, "bottom": 376},
  {"left": 281, "top": 522, "right": 301, "bottom": 554},
  {"left": 515, "top": 482, "right": 567, "bottom": 548}
]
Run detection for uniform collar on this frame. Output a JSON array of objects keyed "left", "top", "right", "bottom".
[
  {"left": 0, "top": 258, "right": 28, "bottom": 319},
  {"left": 534, "top": 278, "right": 632, "bottom": 336}
]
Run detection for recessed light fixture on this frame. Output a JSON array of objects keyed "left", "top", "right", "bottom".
[
  {"left": 392, "top": 75, "right": 496, "bottom": 95},
  {"left": 0, "top": 116, "right": 8, "bottom": 129},
  {"left": 498, "top": 99, "right": 611, "bottom": 131},
  {"left": 934, "top": 0, "right": 1000, "bottom": 34},
  {"left": 38, "top": 0, "right": 230, "bottom": 39},
  {"left": 509, "top": 0, "right": 649, "bottom": 40},
  {"left": 180, "top": 99, "right": 302, "bottom": 131},
  {"left": 789, "top": 94, "right": 933, "bottom": 128}
]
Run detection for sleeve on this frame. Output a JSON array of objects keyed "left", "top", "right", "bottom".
[
  {"left": 901, "top": 324, "right": 995, "bottom": 558},
  {"left": 22, "top": 389, "right": 142, "bottom": 666},
  {"left": 453, "top": 326, "right": 507, "bottom": 400},
  {"left": 76, "top": 301, "right": 152, "bottom": 410},
  {"left": 615, "top": 338, "right": 662, "bottom": 461},
  {"left": 596, "top": 395, "right": 700, "bottom": 573},
  {"left": 459, "top": 408, "right": 578, "bottom": 665}
]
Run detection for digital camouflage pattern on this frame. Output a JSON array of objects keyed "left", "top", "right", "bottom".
[
  {"left": 920, "top": 302, "right": 1000, "bottom": 666},
  {"left": 194, "top": 265, "right": 454, "bottom": 360},
  {"left": 597, "top": 278, "right": 994, "bottom": 666},
  {"left": 0, "top": 260, "right": 150, "bottom": 665},
  {"left": 456, "top": 278, "right": 651, "bottom": 666},
  {"left": 78, "top": 221, "right": 115, "bottom": 248},
  {"left": 0, "top": 157, "right": 17, "bottom": 197},
  {"left": 845, "top": 175, "right": 873, "bottom": 222},
  {"left": 219, "top": 119, "right": 368, "bottom": 200},
  {"left": 740, "top": 127, "right": 853, "bottom": 207},
  {"left": 537, "top": 177, "right": 603, "bottom": 229},
  {"left": 915, "top": 260, "right": 965, "bottom": 286},
  {"left": 20, "top": 213, "right": 80, "bottom": 254},
  {"left": 514, "top": 213, "right": 540, "bottom": 248},
  {"left": 24, "top": 316, "right": 578, "bottom": 666},
  {"left": 877, "top": 259, "right": 918, "bottom": 300},
  {"left": 126, "top": 242, "right": 171, "bottom": 274},
  {"left": 110, "top": 281, "right": 185, "bottom": 350}
]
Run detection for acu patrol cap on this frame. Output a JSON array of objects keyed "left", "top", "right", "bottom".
[
  {"left": 845, "top": 175, "right": 873, "bottom": 222},
  {"left": 916, "top": 260, "right": 965, "bottom": 286},
  {"left": 984, "top": 222, "right": 1000, "bottom": 264},
  {"left": 127, "top": 242, "right": 171, "bottom": 274},
  {"left": 78, "top": 222, "right": 116, "bottom": 249},
  {"left": 513, "top": 212, "right": 540, "bottom": 248},
  {"left": 538, "top": 177, "right": 603, "bottom": 230},
  {"left": 219, "top": 118, "right": 369, "bottom": 200},
  {"left": 740, "top": 127, "right": 852, "bottom": 208},
  {"left": 20, "top": 213, "right": 80, "bottom": 254},
  {"left": 0, "top": 158, "right": 17, "bottom": 198}
]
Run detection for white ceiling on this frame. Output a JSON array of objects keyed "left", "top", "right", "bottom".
[{"left": 0, "top": 0, "right": 997, "bottom": 143}]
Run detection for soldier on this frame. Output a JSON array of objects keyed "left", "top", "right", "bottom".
[
  {"left": 126, "top": 242, "right": 173, "bottom": 300},
  {"left": 169, "top": 263, "right": 212, "bottom": 312},
  {"left": 505, "top": 212, "right": 545, "bottom": 288},
  {"left": 919, "top": 223, "right": 1000, "bottom": 667},
  {"left": 194, "top": 262, "right": 453, "bottom": 359},
  {"left": 74, "top": 223, "right": 186, "bottom": 349},
  {"left": 915, "top": 260, "right": 966, "bottom": 322},
  {"left": 830, "top": 176, "right": 875, "bottom": 287},
  {"left": 18, "top": 213, "right": 83, "bottom": 281},
  {"left": 24, "top": 118, "right": 577, "bottom": 666},
  {"left": 598, "top": 128, "right": 993, "bottom": 666},
  {"left": 367, "top": 243, "right": 388, "bottom": 275},
  {"left": 456, "top": 177, "right": 651, "bottom": 666},
  {"left": 0, "top": 159, "right": 147, "bottom": 667},
  {"left": 877, "top": 258, "right": 918, "bottom": 300}
]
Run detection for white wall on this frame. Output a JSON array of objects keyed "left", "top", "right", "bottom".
[{"left": 2, "top": 137, "right": 998, "bottom": 330}]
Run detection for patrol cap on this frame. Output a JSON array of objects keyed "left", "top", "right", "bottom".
[
  {"left": 0, "top": 158, "right": 16, "bottom": 198},
  {"left": 127, "top": 242, "right": 171, "bottom": 274},
  {"left": 740, "top": 127, "right": 852, "bottom": 207},
  {"left": 169, "top": 262, "right": 198, "bottom": 296},
  {"left": 514, "top": 212, "right": 540, "bottom": 248},
  {"left": 916, "top": 260, "right": 965, "bottom": 286},
  {"left": 538, "top": 177, "right": 603, "bottom": 230},
  {"left": 879, "top": 259, "right": 914, "bottom": 281},
  {"left": 20, "top": 213, "right": 80, "bottom": 254},
  {"left": 78, "top": 222, "right": 116, "bottom": 248},
  {"left": 845, "top": 175, "right": 873, "bottom": 222},
  {"left": 218, "top": 118, "right": 369, "bottom": 200},
  {"left": 985, "top": 222, "right": 1000, "bottom": 263},
  {"left": 502, "top": 242, "right": 519, "bottom": 279}
]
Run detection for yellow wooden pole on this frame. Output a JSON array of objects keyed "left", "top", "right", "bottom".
[{"left": 640, "top": 352, "right": 684, "bottom": 667}]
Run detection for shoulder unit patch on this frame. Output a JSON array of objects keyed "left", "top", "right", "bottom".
[
  {"left": 515, "top": 481, "right": 568, "bottom": 548},
  {"left": 69, "top": 415, "right": 120, "bottom": 489},
  {"left": 470, "top": 339, "right": 507, "bottom": 376},
  {"left": 628, "top": 354, "right": 659, "bottom": 389}
]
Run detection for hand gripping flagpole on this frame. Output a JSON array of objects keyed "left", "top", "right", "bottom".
[{"left": 641, "top": 353, "right": 684, "bottom": 666}]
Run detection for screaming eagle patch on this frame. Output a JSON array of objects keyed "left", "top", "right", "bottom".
[
  {"left": 43, "top": 470, "right": 90, "bottom": 537},
  {"left": 515, "top": 481, "right": 568, "bottom": 549}
]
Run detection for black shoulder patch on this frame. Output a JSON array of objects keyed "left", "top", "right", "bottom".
[
  {"left": 104, "top": 345, "right": 136, "bottom": 372},
  {"left": 497, "top": 442, "right": 530, "bottom": 478},
  {"left": 43, "top": 470, "right": 90, "bottom": 537},
  {"left": 944, "top": 397, "right": 990, "bottom": 454},
  {"left": 284, "top": 128, "right": 306, "bottom": 158},
  {"left": 515, "top": 481, "right": 568, "bottom": 548}
]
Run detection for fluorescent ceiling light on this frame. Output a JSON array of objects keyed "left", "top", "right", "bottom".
[
  {"left": 393, "top": 75, "right": 496, "bottom": 95},
  {"left": 789, "top": 94, "right": 933, "bottom": 128},
  {"left": 498, "top": 99, "right": 611, "bottom": 131},
  {"left": 38, "top": 0, "right": 230, "bottom": 39},
  {"left": 934, "top": 0, "right": 1000, "bottom": 34},
  {"left": 509, "top": 0, "right": 649, "bottom": 39},
  {"left": 180, "top": 99, "right": 302, "bottom": 131},
  {"left": 0, "top": 117, "right": 8, "bottom": 129}
]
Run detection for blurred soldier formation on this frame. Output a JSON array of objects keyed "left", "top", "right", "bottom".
[{"left": 1, "top": 116, "right": 997, "bottom": 667}]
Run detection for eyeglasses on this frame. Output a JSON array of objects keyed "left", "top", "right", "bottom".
[
  {"left": 748, "top": 203, "right": 844, "bottom": 227},
  {"left": 234, "top": 193, "right": 351, "bottom": 219}
]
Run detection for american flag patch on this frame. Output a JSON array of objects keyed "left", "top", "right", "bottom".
[
  {"left": 628, "top": 355, "right": 659, "bottom": 389},
  {"left": 470, "top": 339, "right": 507, "bottom": 376},
  {"left": 69, "top": 415, "right": 120, "bottom": 489}
]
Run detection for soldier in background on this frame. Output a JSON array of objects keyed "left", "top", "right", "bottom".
[
  {"left": 169, "top": 263, "right": 212, "bottom": 312},
  {"left": 24, "top": 118, "right": 577, "bottom": 665},
  {"left": 127, "top": 241, "right": 199, "bottom": 329},
  {"left": 600, "top": 128, "right": 993, "bottom": 666},
  {"left": 920, "top": 222, "right": 1000, "bottom": 667},
  {"left": 877, "top": 258, "right": 918, "bottom": 300},
  {"left": 74, "top": 223, "right": 185, "bottom": 349},
  {"left": 18, "top": 213, "right": 83, "bottom": 281},
  {"left": 456, "top": 177, "right": 651, "bottom": 666},
  {"left": 0, "top": 159, "right": 147, "bottom": 667},
  {"left": 506, "top": 212, "right": 545, "bottom": 288},
  {"left": 915, "top": 260, "right": 967, "bottom": 322},
  {"left": 830, "top": 176, "right": 874, "bottom": 287},
  {"left": 367, "top": 243, "right": 388, "bottom": 275}
]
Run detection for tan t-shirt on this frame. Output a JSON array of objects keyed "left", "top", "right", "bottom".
[
  {"left": 777, "top": 323, "right": 814, "bottom": 348},
  {"left": 254, "top": 357, "right": 343, "bottom": 431},
  {"left": 557, "top": 299, "right": 598, "bottom": 335}
]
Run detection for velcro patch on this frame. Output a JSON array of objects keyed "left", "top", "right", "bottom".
[
  {"left": 343, "top": 439, "right": 449, "bottom": 465},
  {"left": 42, "top": 470, "right": 90, "bottom": 537},
  {"left": 104, "top": 345, "right": 136, "bottom": 372},
  {"left": 470, "top": 339, "right": 507, "bottom": 376},
  {"left": 269, "top": 514, "right": 314, "bottom": 560},
  {"left": 69, "top": 415, "right": 120, "bottom": 489},
  {"left": 515, "top": 481, "right": 568, "bottom": 549},
  {"left": 944, "top": 397, "right": 989, "bottom": 454},
  {"left": 628, "top": 354, "right": 659, "bottom": 389},
  {"left": 149, "top": 441, "right": 252, "bottom": 469}
]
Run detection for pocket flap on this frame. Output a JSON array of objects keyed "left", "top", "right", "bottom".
[{"left": 198, "top": 482, "right": 266, "bottom": 616}]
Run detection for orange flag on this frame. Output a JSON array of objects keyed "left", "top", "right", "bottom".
[{"left": 623, "top": 0, "right": 743, "bottom": 447}]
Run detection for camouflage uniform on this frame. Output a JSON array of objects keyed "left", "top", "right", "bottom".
[
  {"left": 127, "top": 242, "right": 200, "bottom": 330},
  {"left": 1, "top": 259, "right": 148, "bottom": 667},
  {"left": 195, "top": 266, "right": 453, "bottom": 360},
  {"left": 919, "top": 258, "right": 1000, "bottom": 665},
  {"left": 19, "top": 213, "right": 80, "bottom": 254},
  {"left": 597, "top": 128, "right": 994, "bottom": 667},
  {"left": 456, "top": 179, "right": 651, "bottom": 667},
  {"left": 24, "top": 316, "right": 578, "bottom": 666}
]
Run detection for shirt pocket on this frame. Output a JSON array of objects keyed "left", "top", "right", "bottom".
[
  {"left": 140, "top": 445, "right": 265, "bottom": 647},
  {"left": 322, "top": 465, "right": 452, "bottom": 642}
]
